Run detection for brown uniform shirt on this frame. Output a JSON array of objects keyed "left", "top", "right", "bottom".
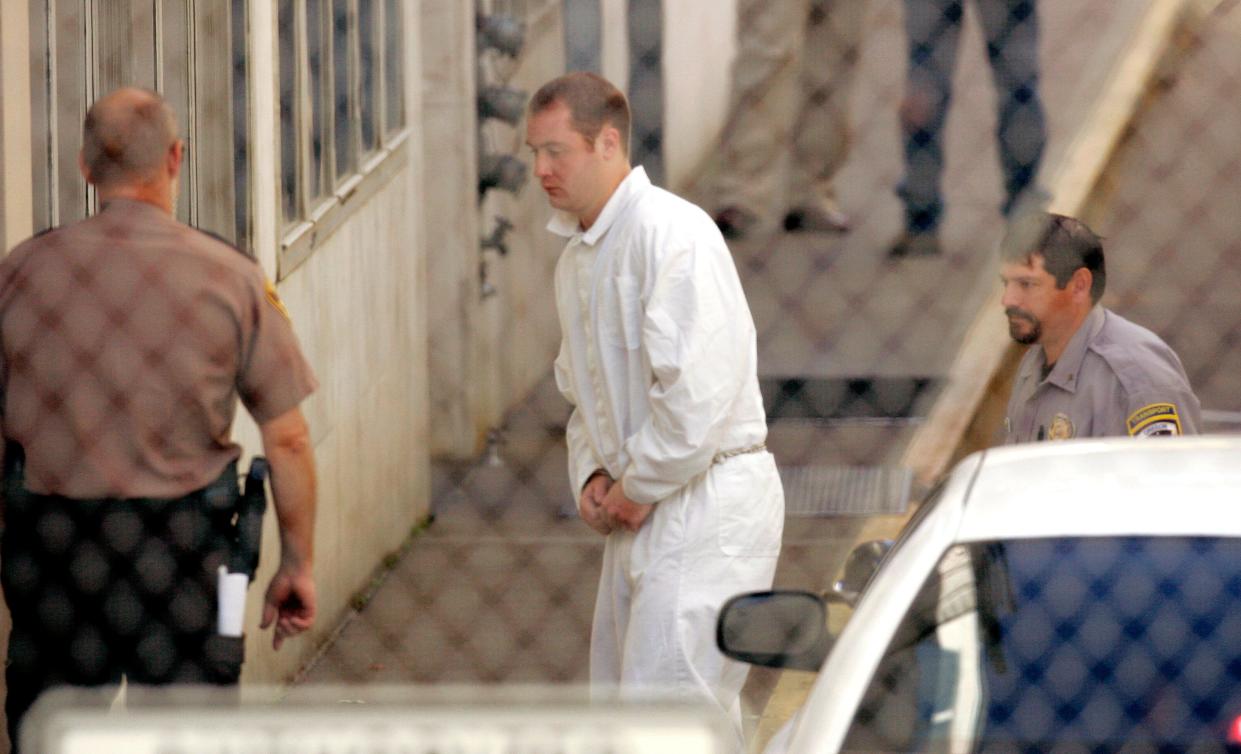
[{"left": 0, "top": 198, "right": 317, "bottom": 498}]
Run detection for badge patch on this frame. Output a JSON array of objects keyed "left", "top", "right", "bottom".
[
  {"left": 1127, "top": 403, "right": 1182, "bottom": 437},
  {"left": 1047, "top": 413, "right": 1075, "bottom": 440},
  {"left": 264, "top": 278, "right": 292, "bottom": 322}
]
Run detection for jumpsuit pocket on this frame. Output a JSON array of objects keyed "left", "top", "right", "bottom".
[
  {"left": 714, "top": 454, "right": 784, "bottom": 557},
  {"left": 599, "top": 275, "right": 642, "bottom": 350}
]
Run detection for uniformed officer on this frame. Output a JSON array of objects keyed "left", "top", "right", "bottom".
[
  {"left": 0, "top": 88, "right": 318, "bottom": 748},
  {"left": 999, "top": 212, "right": 1200, "bottom": 443},
  {"left": 711, "top": 0, "right": 865, "bottom": 238}
]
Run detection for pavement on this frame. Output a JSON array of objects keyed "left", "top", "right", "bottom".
[{"left": 292, "top": 1, "right": 1232, "bottom": 751}]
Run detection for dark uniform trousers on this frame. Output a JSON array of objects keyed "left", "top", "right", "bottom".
[
  {"left": 2, "top": 464, "right": 245, "bottom": 749},
  {"left": 899, "top": 0, "right": 1046, "bottom": 234}
]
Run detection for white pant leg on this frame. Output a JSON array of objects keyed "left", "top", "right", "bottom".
[
  {"left": 590, "top": 532, "right": 633, "bottom": 689},
  {"left": 590, "top": 453, "right": 784, "bottom": 748}
]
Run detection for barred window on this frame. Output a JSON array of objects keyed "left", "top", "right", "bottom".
[
  {"left": 277, "top": 0, "right": 408, "bottom": 278},
  {"left": 29, "top": 0, "right": 250, "bottom": 250}
]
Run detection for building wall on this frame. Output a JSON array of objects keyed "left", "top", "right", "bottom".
[
  {"left": 481, "top": 3, "right": 569, "bottom": 421},
  {"left": 0, "top": 0, "right": 430, "bottom": 690},
  {"left": 423, "top": 0, "right": 487, "bottom": 458},
  {"left": 0, "top": 2, "right": 33, "bottom": 250},
  {"left": 238, "top": 0, "right": 431, "bottom": 683},
  {"left": 425, "top": 0, "right": 570, "bottom": 459}
]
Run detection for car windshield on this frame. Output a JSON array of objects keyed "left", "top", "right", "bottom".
[{"left": 842, "top": 537, "right": 1241, "bottom": 753}]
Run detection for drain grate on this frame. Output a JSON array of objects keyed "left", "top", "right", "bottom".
[{"left": 780, "top": 465, "right": 912, "bottom": 517}]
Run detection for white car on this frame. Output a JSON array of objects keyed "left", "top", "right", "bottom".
[{"left": 719, "top": 437, "right": 1241, "bottom": 753}]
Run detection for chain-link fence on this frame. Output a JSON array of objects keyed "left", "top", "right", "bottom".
[
  {"left": 1081, "top": 0, "right": 1241, "bottom": 430},
  {"left": 845, "top": 537, "right": 1241, "bottom": 752},
  {"left": 9, "top": 0, "right": 1241, "bottom": 751},
  {"left": 309, "top": 0, "right": 1241, "bottom": 739}
]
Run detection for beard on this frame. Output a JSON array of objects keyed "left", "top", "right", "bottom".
[{"left": 1005, "top": 307, "right": 1042, "bottom": 345}]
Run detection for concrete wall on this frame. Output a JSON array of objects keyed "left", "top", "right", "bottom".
[
  {"left": 0, "top": 2, "right": 33, "bottom": 250},
  {"left": 481, "top": 4, "right": 569, "bottom": 422},
  {"left": 425, "top": 0, "right": 570, "bottom": 459},
  {"left": 0, "top": 0, "right": 429, "bottom": 689},
  {"left": 239, "top": 0, "right": 431, "bottom": 683},
  {"left": 423, "top": 0, "right": 487, "bottom": 458}
]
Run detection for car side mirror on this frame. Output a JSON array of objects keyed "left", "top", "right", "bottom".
[
  {"left": 827, "top": 539, "right": 893, "bottom": 606},
  {"left": 716, "top": 591, "right": 830, "bottom": 672}
]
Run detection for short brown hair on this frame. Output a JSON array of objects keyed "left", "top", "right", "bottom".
[
  {"left": 82, "top": 88, "right": 179, "bottom": 188},
  {"left": 1001, "top": 212, "right": 1107, "bottom": 303},
  {"left": 529, "top": 72, "right": 630, "bottom": 155}
]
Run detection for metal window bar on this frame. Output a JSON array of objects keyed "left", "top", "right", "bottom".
[
  {"left": 30, "top": 0, "right": 243, "bottom": 242},
  {"left": 278, "top": 0, "right": 407, "bottom": 234}
]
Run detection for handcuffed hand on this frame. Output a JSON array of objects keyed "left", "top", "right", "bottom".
[
  {"left": 601, "top": 482, "right": 654, "bottom": 533},
  {"left": 579, "top": 472, "right": 614, "bottom": 535}
]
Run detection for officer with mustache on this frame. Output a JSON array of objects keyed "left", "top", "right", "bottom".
[{"left": 999, "top": 212, "right": 1200, "bottom": 442}]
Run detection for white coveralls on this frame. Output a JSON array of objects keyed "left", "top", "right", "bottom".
[
  {"left": 713, "top": 0, "right": 867, "bottom": 218},
  {"left": 549, "top": 167, "right": 785, "bottom": 741}
]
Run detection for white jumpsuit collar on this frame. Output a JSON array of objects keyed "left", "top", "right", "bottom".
[{"left": 544, "top": 167, "right": 650, "bottom": 245}]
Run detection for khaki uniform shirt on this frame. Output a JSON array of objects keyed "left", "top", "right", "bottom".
[
  {"left": 0, "top": 199, "right": 317, "bottom": 498},
  {"left": 1005, "top": 306, "right": 1200, "bottom": 443}
]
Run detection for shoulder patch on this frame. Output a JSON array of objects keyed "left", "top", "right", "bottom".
[
  {"left": 264, "top": 278, "right": 292, "bottom": 322},
  {"left": 1127, "top": 403, "right": 1182, "bottom": 437}
]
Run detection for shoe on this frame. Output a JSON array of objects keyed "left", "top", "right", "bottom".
[
  {"left": 783, "top": 199, "right": 851, "bottom": 234},
  {"left": 714, "top": 206, "right": 759, "bottom": 240},
  {"left": 888, "top": 231, "right": 941, "bottom": 258}
]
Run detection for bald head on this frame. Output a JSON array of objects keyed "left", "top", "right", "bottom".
[{"left": 81, "top": 88, "right": 180, "bottom": 190}]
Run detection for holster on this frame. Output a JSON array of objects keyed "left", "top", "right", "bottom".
[
  {"left": 3, "top": 440, "right": 26, "bottom": 506},
  {"left": 1, "top": 444, "right": 267, "bottom": 581},
  {"left": 230, "top": 456, "right": 269, "bottom": 582}
]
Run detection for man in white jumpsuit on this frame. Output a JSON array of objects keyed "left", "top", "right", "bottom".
[{"left": 526, "top": 73, "right": 785, "bottom": 744}]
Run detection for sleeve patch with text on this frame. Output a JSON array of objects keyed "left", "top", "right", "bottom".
[{"left": 1127, "top": 403, "right": 1182, "bottom": 437}]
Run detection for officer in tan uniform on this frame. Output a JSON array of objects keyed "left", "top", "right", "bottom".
[
  {"left": 712, "top": 0, "right": 866, "bottom": 238},
  {"left": 0, "top": 88, "right": 317, "bottom": 749},
  {"left": 999, "top": 213, "right": 1200, "bottom": 443}
]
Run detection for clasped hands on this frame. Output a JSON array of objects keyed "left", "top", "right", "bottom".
[{"left": 578, "top": 471, "right": 653, "bottom": 535}]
